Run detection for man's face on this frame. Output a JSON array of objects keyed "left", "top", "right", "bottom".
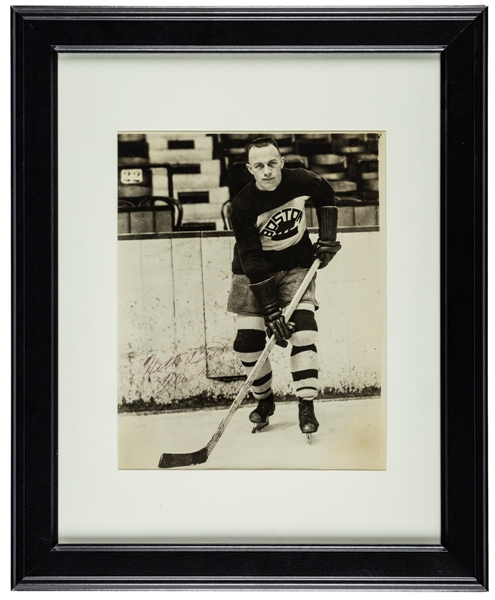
[{"left": 246, "top": 144, "right": 285, "bottom": 192}]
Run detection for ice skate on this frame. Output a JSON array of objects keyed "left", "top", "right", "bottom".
[
  {"left": 298, "top": 399, "right": 319, "bottom": 443},
  {"left": 249, "top": 394, "right": 275, "bottom": 433}
]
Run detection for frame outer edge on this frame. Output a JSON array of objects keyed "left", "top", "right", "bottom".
[{"left": 11, "top": 5, "right": 488, "bottom": 591}]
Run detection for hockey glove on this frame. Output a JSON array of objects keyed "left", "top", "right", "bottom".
[
  {"left": 313, "top": 239, "right": 342, "bottom": 269},
  {"left": 315, "top": 205, "right": 341, "bottom": 268},
  {"left": 249, "top": 277, "right": 293, "bottom": 346}
]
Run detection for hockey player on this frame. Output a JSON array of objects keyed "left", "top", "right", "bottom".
[{"left": 227, "top": 137, "right": 341, "bottom": 437}]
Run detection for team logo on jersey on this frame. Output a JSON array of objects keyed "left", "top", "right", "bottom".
[{"left": 260, "top": 207, "right": 303, "bottom": 241}]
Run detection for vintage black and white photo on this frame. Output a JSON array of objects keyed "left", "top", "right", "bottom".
[{"left": 117, "top": 132, "right": 385, "bottom": 469}]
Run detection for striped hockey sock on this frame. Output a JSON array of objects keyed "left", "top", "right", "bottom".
[
  {"left": 289, "top": 303, "right": 319, "bottom": 400},
  {"left": 233, "top": 315, "right": 272, "bottom": 400}
]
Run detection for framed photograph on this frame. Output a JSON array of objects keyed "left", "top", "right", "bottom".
[
  {"left": 117, "top": 129, "right": 385, "bottom": 471},
  {"left": 12, "top": 6, "right": 487, "bottom": 591}
]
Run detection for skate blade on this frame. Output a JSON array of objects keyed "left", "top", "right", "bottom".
[
  {"left": 306, "top": 433, "right": 313, "bottom": 444},
  {"left": 252, "top": 419, "right": 269, "bottom": 434}
]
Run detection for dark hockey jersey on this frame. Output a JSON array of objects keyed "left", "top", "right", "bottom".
[{"left": 230, "top": 168, "right": 335, "bottom": 283}]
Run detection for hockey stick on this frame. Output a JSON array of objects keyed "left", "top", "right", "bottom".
[{"left": 158, "top": 257, "right": 321, "bottom": 468}]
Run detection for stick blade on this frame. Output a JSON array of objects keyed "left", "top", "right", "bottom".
[{"left": 158, "top": 447, "right": 209, "bottom": 469}]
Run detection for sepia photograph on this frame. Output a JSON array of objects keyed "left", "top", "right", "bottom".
[{"left": 117, "top": 131, "right": 385, "bottom": 470}]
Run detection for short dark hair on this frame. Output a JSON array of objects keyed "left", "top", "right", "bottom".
[{"left": 246, "top": 137, "right": 281, "bottom": 162}]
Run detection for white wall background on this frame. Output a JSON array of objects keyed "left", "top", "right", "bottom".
[{"left": 118, "top": 231, "right": 382, "bottom": 406}]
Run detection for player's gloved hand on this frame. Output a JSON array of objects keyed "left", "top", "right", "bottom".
[
  {"left": 315, "top": 205, "right": 341, "bottom": 268},
  {"left": 249, "top": 277, "right": 293, "bottom": 346},
  {"left": 313, "top": 239, "right": 342, "bottom": 269},
  {"left": 264, "top": 306, "right": 294, "bottom": 347}
]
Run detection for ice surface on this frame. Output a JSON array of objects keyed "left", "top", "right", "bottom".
[{"left": 119, "top": 397, "right": 385, "bottom": 471}]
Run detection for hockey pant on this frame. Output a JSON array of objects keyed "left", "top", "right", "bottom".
[{"left": 233, "top": 303, "right": 318, "bottom": 401}]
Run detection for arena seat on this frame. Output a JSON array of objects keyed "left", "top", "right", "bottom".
[
  {"left": 326, "top": 179, "right": 358, "bottom": 197},
  {"left": 283, "top": 154, "right": 308, "bottom": 169},
  {"left": 221, "top": 199, "right": 233, "bottom": 230},
  {"left": 295, "top": 137, "right": 333, "bottom": 157},
  {"left": 118, "top": 196, "right": 183, "bottom": 234},
  {"left": 138, "top": 196, "right": 183, "bottom": 230},
  {"left": 118, "top": 132, "right": 381, "bottom": 233},
  {"left": 365, "top": 133, "right": 380, "bottom": 154},
  {"left": 118, "top": 134, "right": 149, "bottom": 167},
  {"left": 355, "top": 155, "right": 379, "bottom": 201},
  {"left": 332, "top": 133, "right": 367, "bottom": 155},
  {"left": 309, "top": 154, "right": 346, "bottom": 179},
  {"left": 118, "top": 205, "right": 174, "bottom": 235},
  {"left": 334, "top": 197, "right": 379, "bottom": 228}
]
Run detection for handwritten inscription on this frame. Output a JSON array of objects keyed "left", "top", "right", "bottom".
[
  {"left": 138, "top": 342, "right": 230, "bottom": 375},
  {"left": 137, "top": 342, "right": 232, "bottom": 396}
]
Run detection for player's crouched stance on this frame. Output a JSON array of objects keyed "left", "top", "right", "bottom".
[
  {"left": 229, "top": 222, "right": 340, "bottom": 437},
  {"left": 227, "top": 137, "right": 341, "bottom": 439}
]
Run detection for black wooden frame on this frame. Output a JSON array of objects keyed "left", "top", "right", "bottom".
[{"left": 12, "top": 6, "right": 488, "bottom": 591}]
